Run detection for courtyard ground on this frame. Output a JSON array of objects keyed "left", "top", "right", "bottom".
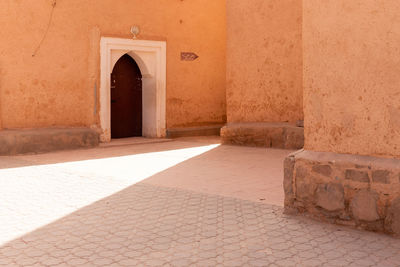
[{"left": 0, "top": 136, "right": 399, "bottom": 266}]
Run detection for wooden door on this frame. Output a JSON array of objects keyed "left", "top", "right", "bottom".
[{"left": 111, "top": 54, "right": 142, "bottom": 138}]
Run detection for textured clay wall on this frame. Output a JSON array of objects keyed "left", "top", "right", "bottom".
[
  {"left": 304, "top": 0, "right": 400, "bottom": 158},
  {"left": 0, "top": 0, "right": 226, "bottom": 129},
  {"left": 226, "top": 0, "right": 303, "bottom": 123}
]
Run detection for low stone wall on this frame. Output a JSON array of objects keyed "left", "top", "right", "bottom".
[
  {"left": 166, "top": 125, "right": 223, "bottom": 138},
  {"left": 0, "top": 128, "right": 100, "bottom": 155},
  {"left": 220, "top": 122, "right": 304, "bottom": 149},
  {"left": 284, "top": 150, "right": 400, "bottom": 236}
]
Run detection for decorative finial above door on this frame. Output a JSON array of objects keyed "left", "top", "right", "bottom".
[{"left": 130, "top": 26, "right": 140, "bottom": 39}]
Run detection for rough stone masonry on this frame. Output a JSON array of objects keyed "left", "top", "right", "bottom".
[
  {"left": 284, "top": 150, "right": 400, "bottom": 236},
  {"left": 221, "top": 122, "right": 304, "bottom": 149}
]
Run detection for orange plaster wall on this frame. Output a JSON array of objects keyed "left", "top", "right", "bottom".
[
  {"left": 304, "top": 0, "right": 400, "bottom": 158},
  {"left": 226, "top": 0, "right": 303, "bottom": 123},
  {"left": 0, "top": 0, "right": 226, "bottom": 129}
]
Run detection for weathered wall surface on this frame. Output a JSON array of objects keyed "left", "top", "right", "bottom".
[
  {"left": 226, "top": 0, "right": 303, "bottom": 123},
  {"left": 284, "top": 150, "right": 400, "bottom": 236},
  {"left": 304, "top": 0, "right": 400, "bottom": 158},
  {"left": 0, "top": 0, "right": 226, "bottom": 129}
]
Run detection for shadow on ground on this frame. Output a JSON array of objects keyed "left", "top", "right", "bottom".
[
  {"left": 1, "top": 182, "right": 399, "bottom": 266},
  {"left": 1, "top": 137, "right": 398, "bottom": 266}
]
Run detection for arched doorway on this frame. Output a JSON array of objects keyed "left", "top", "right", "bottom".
[
  {"left": 100, "top": 38, "right": 166, "bottom": 141},
  {"left": 111, "top": 54, "right": 142, "bottom": 138}
]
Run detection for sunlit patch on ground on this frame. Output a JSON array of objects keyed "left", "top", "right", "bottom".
[{"left": 0, "top": 144, "right": 219, "bottom": 246}]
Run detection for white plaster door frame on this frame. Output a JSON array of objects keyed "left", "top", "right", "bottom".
[{"left": 100, "top": 37, "right": 166, "bottom": 142}]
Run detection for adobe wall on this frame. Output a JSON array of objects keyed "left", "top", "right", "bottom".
[
  {"left": 303, "top": 0, "right": 400, "bottom": 159},
  {"left": 284, "top": 1, "right": 400, "bottom": 236},
  {"left": 0, "top": 0, "right": 226, "bottom": 130},
  {"left": 226, "top": 0, "right": 303, "bottom": 123}
]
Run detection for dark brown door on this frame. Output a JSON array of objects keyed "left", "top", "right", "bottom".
[{"left": 111, "top": 54, "right": 142, "bottom": 138}]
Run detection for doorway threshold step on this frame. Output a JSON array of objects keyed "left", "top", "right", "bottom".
[{"left": 100, "top": 137, "right": 173, "bottom": 148}]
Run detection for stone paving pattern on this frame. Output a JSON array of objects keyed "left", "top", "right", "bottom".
[
  {"left": 1, "top": 183, "right": 400, "bottom": 267},
  {"left": 1, "top": 138, "right": 399, "bottom": 266}
]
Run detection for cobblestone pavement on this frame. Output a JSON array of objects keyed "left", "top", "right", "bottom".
[
  {"left": 1, "top": 183, "right": 399, "bottom": 266},
  {"left": 0, "top": 139, "right": 399, "bottom": 266}
]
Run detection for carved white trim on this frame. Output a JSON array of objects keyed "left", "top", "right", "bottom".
[{"left": 100, "top": 37, "right": 166, "bottom": 141}]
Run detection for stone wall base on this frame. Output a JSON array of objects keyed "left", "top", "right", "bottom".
[
  {"left": 0, "top": 128, "right": 100, "bottom": 155},
  {"left": 220, "top": 122, "right": 304, "bottom": 149},
  {"left": 284, "top": 150, "right": 400, "bottom": 236},
  {"left": 166, "top": 125, "right": 223, "bottom": 138}
]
